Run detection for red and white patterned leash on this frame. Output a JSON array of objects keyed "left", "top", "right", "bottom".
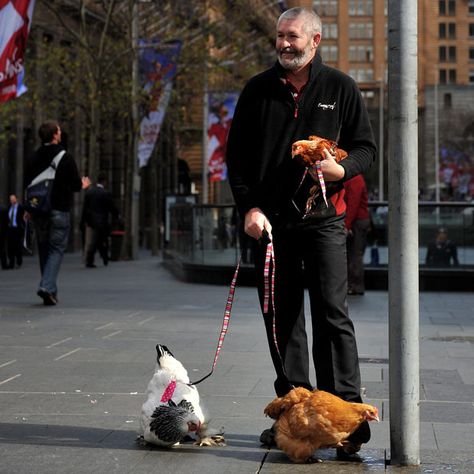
[
  {"left": 314, "top": 161, "right": 328, "bottom": 207},
  {"left": 190, "top": 233, "right": 287, "bottom": 385},
  {"left": 189, "top": 257, "right": 241, "bottom": 385},
  {"left": 263, "top": 240, "right": 282, "bottom": 360}
]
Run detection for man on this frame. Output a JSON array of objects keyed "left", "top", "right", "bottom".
[
  {"left": 0, "top": 203, "right": 9, "bottom": 269},
  {"left": 226, "top": 7, "right": 376, "bottom": 457},
  {"left": 6, "top": 194, "right": 25, "bottom": 269},
  {"left": 425, "top": 227, "right": 459, "bottom": 267},
  {"left": 81, "top": 172, "right": 120, "bottom": 268},
  {"left": 344, "top": 175, "right": 371, "bottom": 295},
  {"left": 25, "top": 121, "right": 90, "bottom": 305}
]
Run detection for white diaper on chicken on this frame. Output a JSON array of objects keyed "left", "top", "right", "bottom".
[{"left": 138, "top": 344, "right": 225, "bottom": 447}]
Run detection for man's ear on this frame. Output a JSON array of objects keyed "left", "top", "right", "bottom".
[{"left": 313, "top": 33, "right": 321, "bottom": 49}]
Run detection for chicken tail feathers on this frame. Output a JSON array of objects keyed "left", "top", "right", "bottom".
[{"left": 264, "top": 387, "right": 312, "bottom": 419}]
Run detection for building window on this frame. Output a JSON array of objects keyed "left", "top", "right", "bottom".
[
  {"left": 440, "top": 0, "right": 456, "bottom": 15},
  {"left": 349, "top": 45, "right": 373, "bottom": 62},
  {"left": 349, "top": 22, "right": 373, "bottom": 39},
  {"left": 469, "top": 69, "right": 474, "bottom": 84},
  {"left": 322, "top": 23, "right": 338, "bottom": 39},
  {"left": 321, "top": 45, "right": 338, "bottom": 62},
  {"left": 448, "top": 23, "right": 456, "bottom": 38},
  {"left": 439, "top": 46, "right": 447, "bottom": 62},
  {"left": 439, "top": 0, "right": 445, "bottom": 15},
  {"left": 448, "top": 46, "right": 456, "bottom": 62},
  {"left": 440, "top": 23, "right": 456, "bottom": 38},
  {"left": 470, "top": 47, "right": 474, "bottom": 62},
  {"left": 440, "top": 69, "right": 447, "bottom": 84},
  {"left": 439, "top": 23, "right": 446, "bottom": 38},
  {"left": 470, "top": 24, "right": 474, "bottom": 37},
  {"left": 348, "top": 68, "right": 374, "bottom": 82},
  {"left": 469, "top": 0, "right": 474, "bottom": 14},
  {"left": 349, "top": 0, "right": 373, "bottom": 16},
  {"left": 449, "top": 69, "right": 456, "bottom": 83},
  {"left": 313, "top": 0, "right": 338, "bottom": 16},
  {"left": 444, "top": 93, "right": 452, "bottom": 108}
]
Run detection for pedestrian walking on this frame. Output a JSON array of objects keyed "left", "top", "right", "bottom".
[
  {"left": 6, "top": 194, "right": 25, "bottom": 269},
  {"left": 81, "top": 172, "right": 120, "bottom": 268},
  {"left": 24, "top": 120, "right": 90, "bottom": 305},
  {"left": 226, "top": 7, "right": 376, "bottom": 457},
  {"left": 0, "top": 204, "right": 9, "bottom": 270}
]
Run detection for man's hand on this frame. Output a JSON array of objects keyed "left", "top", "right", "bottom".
[
  {"left": 320, "top": 149, "right": 345, "bottom": 181},
  {"left": 244, "top": 207, "right": 272, "bottom": 241}
]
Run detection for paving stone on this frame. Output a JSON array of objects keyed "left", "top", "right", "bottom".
[{"left": 1, "top": 253, "right": 473, "bottom": 473}]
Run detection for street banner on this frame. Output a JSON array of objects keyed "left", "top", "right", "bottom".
[
  {"left": 0, "top": 0, "right": 36, "bottom": 103},
  {"left": 138, "top": 40, "right": 181, "bottom": 167},
  {"left": 207, "top": 92, "right": 238, "bottom": 182}
]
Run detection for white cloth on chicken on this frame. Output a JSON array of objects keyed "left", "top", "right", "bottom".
[{"left": 139, "top": 344, "right": 225, "bottom": 447}]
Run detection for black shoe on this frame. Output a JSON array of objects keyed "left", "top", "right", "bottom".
[
  {"left": 86, "top": 263, "right": 97, "bottom": 268},
  {"left": 348, "top": 421, "right": 371, "bottom": 444},
  {"left": 37, "top": 289, "right": 57, "bottom": 306},
  {"left": 259, "top": 426, "right": 277, "bottom": 448},
  {"left": 336, "top": 445, "right": 363, "bottom": 461}
]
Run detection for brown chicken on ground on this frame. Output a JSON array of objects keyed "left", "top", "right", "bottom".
[{"left": 264, "top": 387, "right": 379, "bottom": 463}]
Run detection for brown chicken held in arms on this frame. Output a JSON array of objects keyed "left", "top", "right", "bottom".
[
  {"left": 264, "top": 387, "right": 379, "bottom": 463},
  {"left": 291, "top": 135, "right": 348, "bottom": 167}
]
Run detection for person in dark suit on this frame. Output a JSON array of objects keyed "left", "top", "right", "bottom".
[
  {"left": 0, "top": 204, "right": 9, "bottom": 269},
  {"left": 81, "top": 172, "right": 120, "bottom": 268},
  {"left": 425, "top": 227, "right": 459, "bottom": 267},
  {"left": 7, "top": 194, "right": 25, "bottom": 269}
]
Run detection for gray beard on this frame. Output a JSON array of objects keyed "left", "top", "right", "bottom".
[{"left": 277, "top": 47, "right": 313, "bottom": 71}]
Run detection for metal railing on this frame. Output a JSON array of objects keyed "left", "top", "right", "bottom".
[{"left": 166, "top": 201, "right": 474, "bottom": 269}]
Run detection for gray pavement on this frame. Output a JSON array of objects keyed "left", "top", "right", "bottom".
[{"left": 0, "top": 252, "right": 473, "bottom": 473}]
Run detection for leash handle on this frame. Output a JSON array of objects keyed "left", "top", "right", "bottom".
[{"left": 190, "top": 255, "right": 241, "bottom": 386}]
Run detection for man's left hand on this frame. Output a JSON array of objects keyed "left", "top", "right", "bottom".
[{"left": 320, "top": 149, "right": 345, "bottom": 181}]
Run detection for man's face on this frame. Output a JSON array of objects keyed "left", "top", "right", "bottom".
[
  {"left": 53, "top": 126, "right": 62, "bottom": 144},
  {"left": 9, "top": 195, "right": 17, "bottom": 205},
  {"left": 276, "top": 17, "right": 320, "bottom": 71}
]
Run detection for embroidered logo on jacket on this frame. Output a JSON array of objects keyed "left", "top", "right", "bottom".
[{"left": 317, "top": 102, "right": 336, "bottom": 110}]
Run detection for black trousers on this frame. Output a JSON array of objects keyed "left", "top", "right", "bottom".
[
  {"left": 7, "top": 227, "right": 23, "bottom": 268},
  {"left": 253, "top": 215, "right": 362, "bottom": 402},
  {"left": 85, "top": 226, "right": 109, "bottom": 265}
]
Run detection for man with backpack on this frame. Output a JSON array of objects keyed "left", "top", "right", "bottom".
[{"left": 25, "top": 121, "right": 90, "bottom": 305}]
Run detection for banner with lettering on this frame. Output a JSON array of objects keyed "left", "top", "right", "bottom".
[
  {"left": 138, "top": 40, "right": 181, "bottom": 168},
  {"left": 0, "top": 0, "right": 36, "bottom": 103}
]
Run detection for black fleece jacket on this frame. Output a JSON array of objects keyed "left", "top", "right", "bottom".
[
  {"left": 226, "top": 52, "right": 377, "bottom": 221},
  {"left": 25, "top": 143, "right": 82, "bottom": 212}
]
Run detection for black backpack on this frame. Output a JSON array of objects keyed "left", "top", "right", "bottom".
[{"left": 25, "top": 150, "right": 65, "bottom": 215}]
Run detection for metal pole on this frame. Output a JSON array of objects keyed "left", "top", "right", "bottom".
[
  {"left": 387, "top": 0, "right": 420, "bottom": 466},
  {"left": 131, "top": 0, "right": 140, "bottom": 259},
  {"left": 434, "top": 75, "right": 440, "bottom": 203},
  {"left": 379, "top": 76, "right": 384, "bottom": 201}
]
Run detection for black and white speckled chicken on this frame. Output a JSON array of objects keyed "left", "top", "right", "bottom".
[{"left": 139, "top": 344, "right": 225, "bottom": 447}]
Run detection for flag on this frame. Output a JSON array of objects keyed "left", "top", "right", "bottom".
[
  {"left": 0, "top": 0, "right": 36, "bottom": 103},
  {"left": 138, "top": 40, "right": 181, "bottom": 167},
  {"left": 207, "top": 92, "right": 238, "bottom": 182}
]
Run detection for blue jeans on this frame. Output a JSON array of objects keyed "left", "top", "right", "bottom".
[{"left": 33, "top": 210, "right": 70, "bottom": 294}]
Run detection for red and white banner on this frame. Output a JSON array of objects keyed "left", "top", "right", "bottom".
[
  {"left": 206, "top": 92, "right": 238, "bottom": 182},
  {"left": 0, "top": 0, "right": 36, "bottom": 103}
]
